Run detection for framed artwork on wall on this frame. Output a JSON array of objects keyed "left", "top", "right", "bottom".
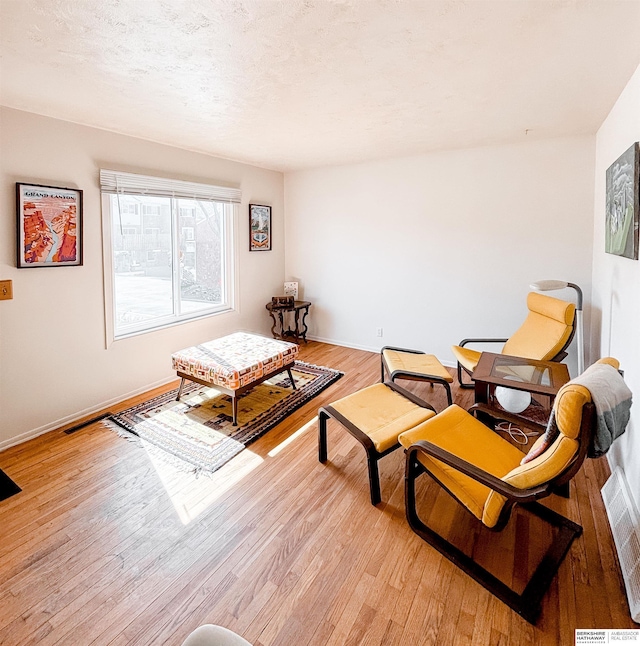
[
  {"left": 605, "top": 142, "right": 639, "bottom": 260},
  {"left": 16, "top": 182, "right": 83, "bottom": 268},
  {"left": 249, "top": 203, "right": 271, "bottom": 251},
  {"left": 284, "top": 281, "right": 299, "bottom": 299}
]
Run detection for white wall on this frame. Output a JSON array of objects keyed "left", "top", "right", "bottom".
[
  {"left": 592, "top": 63, "right": 640, "bottom": 506},
  {"left": 285, "top": 137, "right": 595, "bottom": 375},
  {"left": 0, "top": 108, "right": 284, "bottom": 448}
]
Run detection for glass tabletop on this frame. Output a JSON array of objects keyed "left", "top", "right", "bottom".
[
  {"left": 472, "top": 352, "right": 570, "bottom": 394},
  {"left": 490, "top": 356, "right": 552, "bottom": 387}
]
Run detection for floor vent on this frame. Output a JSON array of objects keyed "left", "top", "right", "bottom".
[{"left": 601, "top": 467, "right": 640, "bottom": 623}]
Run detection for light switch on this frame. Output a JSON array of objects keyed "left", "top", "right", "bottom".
[{"left": 0, "top": 280, "right": 13, "bottom": 300}]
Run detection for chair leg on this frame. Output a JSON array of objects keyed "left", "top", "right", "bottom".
[
  {"left": 232, "top": 395, "right": 238, "bottom": 426},
  {"left": 319, "top": 406, "right": 393, "bottom": 506},
  {"left": 457, "top": 362, "right": 475, "bottom": 389},
  {"left": 552, "top": 481, "right": 571, "bottom": 498},
  {"left": 318, "top": 410, "right": 329, "bottom": 463},
  {"left": 366, "top": 450, "right": 382, "bottom": 506},
  {"left": 404, "top": 457, "right": 582, "bottom": 624}
]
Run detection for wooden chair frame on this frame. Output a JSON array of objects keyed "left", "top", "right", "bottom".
[
  {"left": 380, "top": 345, "right": 453, "bottom": 406},
  {"left": 318, "top": 382, "right": 436, "bottom": 505},
  {"left": 404, "top": 401, "right": 595, "bottom": 623}
]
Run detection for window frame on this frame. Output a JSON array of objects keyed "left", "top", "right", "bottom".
[{"left": 100, "top": 170, "right": 239, "bottom": 344}]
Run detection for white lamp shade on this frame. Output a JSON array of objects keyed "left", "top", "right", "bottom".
[
  {"left": 529, "top": 280, "right": 569, "bottom": 291},
  {"left": 495, "top": 385, "right": 531, "bottom": 414}
]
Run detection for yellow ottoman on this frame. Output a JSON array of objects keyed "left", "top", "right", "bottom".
[
  {"left": 381, "top": 346, "right": 453, "bottom": 407},
  {"left": 318, "top": 382, "right": 436, "bottom": 505}
]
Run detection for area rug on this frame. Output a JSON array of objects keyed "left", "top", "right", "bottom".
[{"left": 107, "top": 361, "right": 342, "bottom": 474}]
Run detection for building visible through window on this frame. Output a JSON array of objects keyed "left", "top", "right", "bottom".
[{"left": 101, "top": 170, "right": 238, "bottom": 339}]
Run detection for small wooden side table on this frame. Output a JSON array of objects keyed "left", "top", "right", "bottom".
[
  {"left": 469, "top": 352, "right": 570, "bottom": 432},
  {"left": 266, "top": 300, "right": 311, "bottom": 343}
]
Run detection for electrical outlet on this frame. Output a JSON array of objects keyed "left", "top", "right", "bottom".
[
  {"left": 376, "top": 327, "right": 383, "bottom": 337},
  {"left": 0, "top": 280, "right": 13, "bottom": 301}
]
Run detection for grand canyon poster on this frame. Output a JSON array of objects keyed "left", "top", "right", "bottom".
[{"left": 17, "top": 183, "right": 83, "bottom": 268}]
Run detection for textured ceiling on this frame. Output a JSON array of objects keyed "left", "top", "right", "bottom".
[{"left": 1, "top": 0, "right": 640, "bottom": 171}]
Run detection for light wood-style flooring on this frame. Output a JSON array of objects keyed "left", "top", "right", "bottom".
[{"left": 0, "top": 341, "right": 634, "bottom": 645}]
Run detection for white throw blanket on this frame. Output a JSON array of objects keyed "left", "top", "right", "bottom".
[{"left": 569, "top": 362, "right": 632, "bottom": 458}]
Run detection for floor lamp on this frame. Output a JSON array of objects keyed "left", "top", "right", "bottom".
[{"left": 529, "top": 280, "right": 584, "bottom": 375}]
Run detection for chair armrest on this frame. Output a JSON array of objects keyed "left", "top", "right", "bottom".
[
  {"left": 459, "top": 338, "right": 509, "bottom": 348},
  {"left": 381, "top": 345, "right": 425, "bottom": 355},
  {"left": 406, "top": 440, "right": 548, "bottom": 501}
]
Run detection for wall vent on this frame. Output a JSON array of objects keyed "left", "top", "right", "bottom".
[{"left": 601, "top": 467, "right": 640, "bottom": 623}]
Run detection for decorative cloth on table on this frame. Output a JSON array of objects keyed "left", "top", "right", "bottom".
[{"left": 171, "top": 332, "right": 299, "bottom": 390}]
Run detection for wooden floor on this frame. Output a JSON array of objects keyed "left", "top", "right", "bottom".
[{"left": 0, "top": 342, "right": 634, "bottom": 645}]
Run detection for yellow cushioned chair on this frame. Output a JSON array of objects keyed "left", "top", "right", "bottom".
[
  {"left": 452, "top": 292, "right": 576, "bottom": 388},
  {"left": 399, "top": 358, "right": 621, "bottom": 624},
  {"left": 318, "top": 382, "right": 436, "bottom": 505},
  {"left": 380, "top": 346, "right": 453, "bottom": 408}
]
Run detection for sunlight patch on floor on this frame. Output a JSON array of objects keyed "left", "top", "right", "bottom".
[
  {"left": 267, "top": 416, "right": 317, "bottom": 457},
  {"left": 132, "top": 414, "right": 318, "bottom": 523},
  {"left": 140, "top": 439, "right": 263, "bottom": 525}
]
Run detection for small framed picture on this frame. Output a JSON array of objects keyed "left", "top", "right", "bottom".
[
  {"left": 16, "top": 182, "right": 83, "bottom": 268},
  {"left": 284, "top": 281, "right": 299, "bottom": 300},
  {"left": 249, "top": 204, "right": 271, "bottom": 251}
]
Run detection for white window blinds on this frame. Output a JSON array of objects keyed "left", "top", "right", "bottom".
[{"left": 99, "top": 169, "right": 241, "bottom": 204}]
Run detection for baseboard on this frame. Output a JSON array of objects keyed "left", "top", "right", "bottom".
[
  {"left": 1, "top": 339, "right": 457, "bottom": 453},
  {"left": 307, "top": 335, "right": 457, "bottom": 368},
  {"left": 0, "top": 375, "right": 178, "bottom": 453},
  {"left": 307, "top": 335, "right": 379, "bottom": 354}
]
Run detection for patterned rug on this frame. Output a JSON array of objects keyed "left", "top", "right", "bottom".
[{"left": 108, "top": 361, "right": 342, "bottom": 474}]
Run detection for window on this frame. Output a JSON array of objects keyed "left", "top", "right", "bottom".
[
  {"left": 142, "top": 204, "right": 160, "bottom": 216},
  {"left": 100, "top": 169, "right": 239, "bottom": 339}
]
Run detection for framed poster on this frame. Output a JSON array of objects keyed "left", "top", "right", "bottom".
[
  {"left": 605, "top": 142, "right": 639, "bottom": 260},
  {"left": 249, "top": 203, "right": 271, "bottom": 251},
  {"left": 16, "top": 183, "right": 83, "bottom": 268}
]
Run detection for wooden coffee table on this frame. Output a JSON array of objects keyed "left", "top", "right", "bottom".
[{"left": 171, "top": 332, "right": 299, "bottom": 425}]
